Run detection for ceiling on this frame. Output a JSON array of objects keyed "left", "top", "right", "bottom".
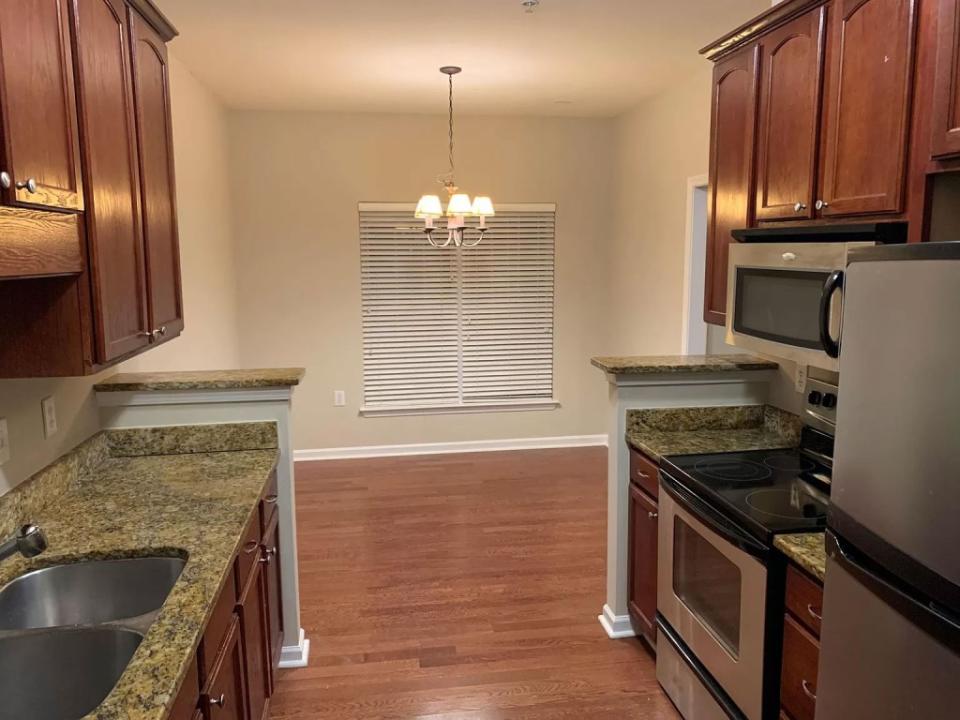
[{"left": 155, "top": 0, "right": 769, "bottom": 117}]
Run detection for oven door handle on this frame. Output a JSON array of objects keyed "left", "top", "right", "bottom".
[
  {"left": 660, "top": 470, "right": 770, "bottom": 562},
  {"left": 819, "top": 270, "right": 844, "bottom": 358}
]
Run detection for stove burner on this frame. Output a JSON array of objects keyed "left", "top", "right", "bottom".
[
  {"left": 744, "top": 487, "right": 826, "bottom": 520},
  {"left": 693, "top": 459, "right": 773, "bottom": 483},
  {"left": 763, "top": 453, "right": 816, "bottom": 473}
]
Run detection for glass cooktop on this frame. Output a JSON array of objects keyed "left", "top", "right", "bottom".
[{"left": 660, "top": 447, "right": 829, "bottom": 543}]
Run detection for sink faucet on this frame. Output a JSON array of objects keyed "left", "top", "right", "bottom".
[{"left": 0, "top": 524, "right": 48, "bottom": 563}]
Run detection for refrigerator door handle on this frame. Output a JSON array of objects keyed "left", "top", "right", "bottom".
[{"left": 820, "top": 270, "right": 844, "bottom": 358}]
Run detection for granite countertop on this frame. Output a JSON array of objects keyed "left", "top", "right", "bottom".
[
  {"left": 94, "top": 368, "right": 305, "bottom": 392},
  {"left": 625, "top": 405, "right": 803, "bottom": 462},
  {"left": 775, "top": 532, "right": 827, "bottom": 582},
  {"left": 0, "top": 426, "right": 279, "bottom": 720},
  {"left": 591, "top": 354, "right": 778, "bottom": 375}
]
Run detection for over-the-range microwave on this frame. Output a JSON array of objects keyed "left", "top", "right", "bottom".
[{"left": 725, "top": 223, "right": 907, "bottom": 371}]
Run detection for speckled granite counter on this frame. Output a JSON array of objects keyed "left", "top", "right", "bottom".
[
  {"left": 625, "top": 405, "right": 803, "bottom": 461},
  {"left": 0, "top": 423, "right": 279, "bottom": 720},
  {"left": 94, "top": 368, "right": 305, "bottom": 392},
  {"left": 592, "top": 354, "right": 778, "bottom": 375},
  {"left": 775, "top": 532, "right": 827, "bottom": 582}
]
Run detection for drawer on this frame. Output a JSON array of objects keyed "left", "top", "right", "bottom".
[
  {"left": 199, "top": 565, "right": 237, "bottom": 684},
  {"left": 629, "top": 448, "right": 659, "bottom": 499},
  {"left": 780, "top": 613, "right": 820, "bottom": 720},
  {"left": 259, "top": 470, "right": 279, "bottom": 535},
  {"left": 235, "top": 511, "right": 262, "bottom": 599},
  {"left": 785, "top": 563, "right": 824, "bottom": 637}
]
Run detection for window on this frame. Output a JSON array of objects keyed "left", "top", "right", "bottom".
[{"left": 359, "top": 203, "right": 556, "bottom": 414}]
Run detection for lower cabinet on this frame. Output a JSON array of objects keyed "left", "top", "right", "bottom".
[
  {"left": 780, "top": 564, "right": 823, "bottom": 720},
  {"left": 627, "top": 448, "right": 659, "bottom": 648},
  {"left": 169, "top": 472, "right": 282, "bottom": 720}
]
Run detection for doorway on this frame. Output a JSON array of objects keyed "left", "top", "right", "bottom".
[{"left": 681, "top": 175, "right": 709, "bottom": 355}]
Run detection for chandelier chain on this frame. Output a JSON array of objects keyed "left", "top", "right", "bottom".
[{"left": 447, "top": 72, "right": 455, "bottom": 180}]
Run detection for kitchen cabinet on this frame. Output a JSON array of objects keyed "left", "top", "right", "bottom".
[
  {"left": 931, "top": 0, "right": 960, "bottom": 157},
  {"left": 238, "top": 555, "right": 271, "bottom": 720},
  {"left": 0, "top": 0, "right": 84, "bottom": 212},
  {"left": 819, "top": 0, "right": 918, "bottom": 217},
  {"left": 169, "top": 655, "right": 201, "bottom": 720},
  {"left": 262, "top": 514, "right": 284, "bottom": 679},
  {"left": 704, "top": 43, "right": 759, "bottom": 326},
  {"left": 627, "top": 448, "right": 659, "bottom": 648},
  {"left": 201, "top": 616, "right": 248, "bottom": 720},
  {"left": 780, "top": 563, "right": 823, "bottom": 720},
  {"left": 754, "top": 7, "right": 826, "bottom": 221}
]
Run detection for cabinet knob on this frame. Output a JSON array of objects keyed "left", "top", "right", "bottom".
[
  {"left": 209, "top": 693, "right": 226, "bottom": 708},
  {"left": 782, "top": 252, "right": 797, "bottom": 262},
  {"left": 793, "top": 202, "right": 807, "bottom": 212},
  {"left": 15, "top": 177, "right": 37, "bottom": 193},
  {"left": 259, "top": 546, "right": 277, "bottom": 564},
  {"left": 801, "top": 679, "right": 817, "bottom": 701},
  {"left": 0, "top": 171, "right": 10, "bottom": 189},
  {"left": 647, "top": 511, "right": 658, "bottom": 520},
  {"left": 815, "top": 199, "right": 829, "bottom": 211}
]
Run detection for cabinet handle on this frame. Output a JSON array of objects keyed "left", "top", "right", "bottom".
[
  {"left": 806, "top": 603, "right": 823, "bottom": 622},
  {"left": 793, "top": 202, "right": 807, "bottom": 212},
  {"left": 264, "top": 494, "right": 278, "bottom": 504},
  {"left": 259, "top": 546, "right": 277, "bottom": 564},
  {"left": 157, "top": 325, "right": 167, "bottom": 337},
  {"left": 138, "top": 331, "right": 154, "bottom": 341},
  {"left": 801, "top": 679, "right": 817, "bottom": 701},
  {"left": 209, "top": 693, "right": 226, "bottom": 708},
  {"left": 647, "top": 511, "right": 659, "bottom": 520},
  {"left": 15, "top": 178, "right": 37, "bottom": 193},
  {"left": 782, "top": 252, "right": 797, "bottom": 262},
  {"left": 636, "top": 471, "right": 650, "bottom": 479},
  {"left": 815, "top": 199, "right": 829, "bottom": 211},
  {"left": 243, "top": 540, "right": 259, "bottom": 554},
  {"left": 0, "top": 171, "right": 10, "bottom": 189}
]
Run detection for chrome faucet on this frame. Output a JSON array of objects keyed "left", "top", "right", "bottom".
[{"left": 0, "top": 524, "right": 48, "bottom": 563}]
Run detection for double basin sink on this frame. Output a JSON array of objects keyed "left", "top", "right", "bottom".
[{"left": 0, "top": 556, "right": 185, "bottom": 720}]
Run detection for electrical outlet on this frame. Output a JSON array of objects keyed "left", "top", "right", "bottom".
[
  {"left": 41, "top": 396, "right": 58, "bottom": 438},
  {"left": 334, "top": 390, "right": 346, "bottom": 407},
  {"left": 0, "top": 418, "right": 9, "bottom": 465},
  {"left": 795, "top": 364, "right": 808, "bottom": 394}
]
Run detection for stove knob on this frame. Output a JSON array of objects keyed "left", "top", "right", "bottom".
[
  {"left": 822, "top": 393, "right": 837, "bottom": 409},
  {"left": 807, "top": 391, "right": 823, "bottom": 406}
]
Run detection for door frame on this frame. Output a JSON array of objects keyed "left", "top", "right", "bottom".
[{"left": 681, "top": 174, "right": 709, "bottom": 355}]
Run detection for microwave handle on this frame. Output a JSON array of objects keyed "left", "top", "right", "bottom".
[{"left": 819, "top": 270, "right": 844, "bottom": 358}]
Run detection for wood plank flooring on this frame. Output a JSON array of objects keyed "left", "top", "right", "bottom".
[{"left": 270, "top": 447, "right": 680, "bottom": 719}]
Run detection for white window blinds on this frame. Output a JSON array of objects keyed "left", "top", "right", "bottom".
[{"left": 359, "top": 203, "right": 556, "bottom": 413}]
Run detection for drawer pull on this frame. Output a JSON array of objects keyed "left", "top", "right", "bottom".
[
  {"left": 243, "top": 540, "right": 259, "bottom": 554},
  {"left": 806, "top": 603, "right": 823, "bottom": 622},
  {"left": 636, "top": 471, "right": 650, "bottom": 479},
  {"left": 647, "top": 511, "right": 658, "bottom": 519},
  {"left": 209, "top": 693, "right": 226, "bottom": 708},
  {"left": 259, "top": 546, "right": 277, "bottom": 564},
  {"left": 802, "top": 679, "right": 817, "bottom": 702},
  {"left": 264, "top": 494, "right": 278, "bottom": 504}
]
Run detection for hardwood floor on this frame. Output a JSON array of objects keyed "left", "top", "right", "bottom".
[{"left": 270, "top": 447, "right": 680, "bottom": 719}]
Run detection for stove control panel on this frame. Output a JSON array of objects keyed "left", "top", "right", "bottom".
[{"left": 805, "top": 378, "right": 838, "bottom": 431}]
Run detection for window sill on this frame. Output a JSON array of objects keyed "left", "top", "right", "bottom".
[{"left": 359, "top": 400, "right": 560, "bottom": 417}]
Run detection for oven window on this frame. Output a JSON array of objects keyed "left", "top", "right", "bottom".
[
  {"left": 673, "top": 518, "right": 742, "bottom": 658},
  {"left": 734, "top": 268, "right": 830, "bottom": 349}
]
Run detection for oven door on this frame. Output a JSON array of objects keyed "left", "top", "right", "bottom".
[
  {"left": 658, "top": 472, "right": 769, "bottom": 720},
  {"left": 725, "top": 242, "right": 866, "bottom": 371}
]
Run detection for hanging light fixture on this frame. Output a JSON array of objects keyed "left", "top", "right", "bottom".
[{"left": 415, "top": 66, "right": 494, "bottom": 248}]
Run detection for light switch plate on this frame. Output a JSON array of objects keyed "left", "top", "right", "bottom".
[
  {"left": 41, "top": 396, "right": 58, "bottom": 438},
  {"left": 795, "top": 364, "right": 808, "bottom": 394},
  {"left": 334, "top": 390, "right": 346, "bottom": 407},
  {"left": 0, "top": 418, "right": 9, "bottom": 465}
]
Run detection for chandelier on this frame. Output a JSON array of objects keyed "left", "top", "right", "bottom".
[{"left": 415, "top": 66, "right": 494, "bottom": 248}]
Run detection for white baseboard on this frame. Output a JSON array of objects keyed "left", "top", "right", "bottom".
[
  {"left": 599, "top": 604, "right": 636, "bottom": 639},
  {"left": 294, "top": 434, "right": 608, "bottom": 461},
  {"left": 278, "top": 627, "right": 310, "bottom": 668}
]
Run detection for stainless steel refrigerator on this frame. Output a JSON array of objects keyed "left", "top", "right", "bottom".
[{"left": 816, "top": 242, "right": 960, "bottom": 718}]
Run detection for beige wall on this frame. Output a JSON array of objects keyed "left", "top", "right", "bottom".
[
  {"left": 0, "top": 57, "right": 239, "bottom": 493},
  {"left": 227, "top": 112, "right": 616, "bottom": 450}
]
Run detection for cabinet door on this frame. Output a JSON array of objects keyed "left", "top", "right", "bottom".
[
  {"left": 201, "top": 615, "right": 248, "bottom": 720},
  {"left": 755, "top": 7, "right": 826, "bottom": 221},
  {"left": 71, "top": 0, "right": 151, "bottom": 362},
  {"left": 238, "top": 550, "right": 271, "bottom": 720},
  {"left": 819, "top": 0, "right": 918, "bottom": 216},
  {"left": 129, "top": 10, "right": 183, "bottom": 341},
  {"left": 627, "top": 483, "right": 658, "bottom": 646},
  {"left": 705, "top": 44, "right": 759, "bottom": 326},
  {"left": 0, "top": 0, "right": 84, "bottom": 211},
  {"left": 931, "top": 0, "right": 960, "bottom": 157},
  {"left": 262, "top": 516, "right": 284, "bottom": 687}
]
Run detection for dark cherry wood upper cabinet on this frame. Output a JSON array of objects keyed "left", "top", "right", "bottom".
[
  {"left": 0, "top": 0, "right": 84, "bottom": 212},
  {"left": 819, "top": 0, "right": 919, "bottom": 217},
  {"left": 755, "top": 7, "right": 827, "bottom": 221},
  {"left": 931, "top": 0, "right": 960, "bottom": 157},
  {"left": 627, "top": 482, "right": 658, "bottom": 647},
  {"left": 71, "top": 0, "right": 151, "bottom": 362},
  {"left": 129, "top": 9, "right": 183, "bottom": 342},
  {"left": 705, "top": 44, "right": 760, "bottom": 326}
]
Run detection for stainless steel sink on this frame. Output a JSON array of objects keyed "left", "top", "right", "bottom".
[
  {"left": 0, "top": 627, "right": 142, "bottom": 720},
  {"left": 0, "top": 556, "right": 185, "bottom": 630}
]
